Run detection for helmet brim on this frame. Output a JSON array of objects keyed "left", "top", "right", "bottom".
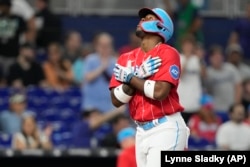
[{"left": 138, "top": 8, "right": 161, "bottom": 21}]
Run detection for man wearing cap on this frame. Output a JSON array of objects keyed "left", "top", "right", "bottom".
[
  {"left": 0, "top": 93, "right": 31, "bottom": 134},
  {"left": 110, "top": 7, "right": 189, "bottom": 167},
  {"left": 117, "top": 127, "right": 137, "bottom": 167},
  {"left": 226, "top": 43, "right": 250, "bottom": 80}
]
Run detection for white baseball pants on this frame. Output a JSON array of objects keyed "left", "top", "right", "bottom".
[{"left": 135, "top": 112, "right": 190, "bottom": 167}]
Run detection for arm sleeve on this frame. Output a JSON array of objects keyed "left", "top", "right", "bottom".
[{"left": 152, "top": 47, "right": 181, "bottom": 86}]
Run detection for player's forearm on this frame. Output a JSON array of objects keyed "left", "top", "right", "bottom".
[
  {"left": 111, "top": 84, "right": 135, "bottom": 107},
  {"left": 129, "top": 76, "right": 171, "bottom": 101},
  {"left": 122, "top": 84, "right": 135, "bottom": 96}
]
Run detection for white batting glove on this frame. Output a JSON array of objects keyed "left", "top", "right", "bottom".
[
  {"left": 113, "top": 63, "right": 134, "bottom": 83},
  {"left": 134, "top": 56, "right": 162, "bottom": 78}
]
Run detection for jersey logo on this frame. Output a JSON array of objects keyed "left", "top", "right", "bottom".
[{"left": 169, "top": 65, "right": 180, "bottom": 80}]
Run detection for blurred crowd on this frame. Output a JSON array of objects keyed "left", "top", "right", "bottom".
[{"left": 0, "top": 0, "right": 250, "bottom": 153}]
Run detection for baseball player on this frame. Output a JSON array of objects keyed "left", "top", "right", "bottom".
[{"left": 109, "top": 8, "right": 189, "bottom": 167}]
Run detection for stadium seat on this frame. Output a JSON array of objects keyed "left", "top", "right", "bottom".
[
  {"left": 0, "top": 87, "right": 82, "bottom": 148},
  {"left": 0, "top": 88, "right": 10, "bottom": 111},
  {"left": 0, "top": 133, "right": 12, "bottom": 149},
  {"left": 188, "top": 136, "right": 216, "bottom": 150}
]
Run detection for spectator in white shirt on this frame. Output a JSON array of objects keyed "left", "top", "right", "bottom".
[
  {"left": 216, "top": 103, "right": 250, "bottom": 150},
  {"left": 226, "top": 43, "right": 250, "bottom": 80},
  {"left": 206, "top": 45, "right": 242, "bottom": 122},
  {"left": 177, "top": 34, "right": 204, "bottom": 123}
]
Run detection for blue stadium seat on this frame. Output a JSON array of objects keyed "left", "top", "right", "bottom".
[
  {"left": 1, "top": 87, "right": 81, "bottom": 149},
  {"left": 59, "top": 108, "right": 77, "bottom": 123},
  {"left": 188, "top": 136, "right": 216, "bottom": 150},
  {"left": 50, "top": 121, "right": 73, "bottom": 148},
  {"left": 0, "top": 88, "right": 10, "bottom": 111},
  {"left": 0, "top": 133, "right": 12, "bottom": 148},
  {"left": 41, "top": 108, "right": 61, "bottom": 122}
]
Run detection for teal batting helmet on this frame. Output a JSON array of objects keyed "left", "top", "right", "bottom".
[{"left": 138, "top": 8, "right": 174, "bottom": 43}]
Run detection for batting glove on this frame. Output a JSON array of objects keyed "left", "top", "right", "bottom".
[
  {"left": 134, "top": 56, "right": 162, "bottom": 78},
  {"left": 113, "top": 63, "right": 134, "bottom": 83}
]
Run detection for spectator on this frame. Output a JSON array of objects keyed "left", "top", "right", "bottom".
[
  {"left": 10, "top": 0, "right": 37, "bottom": 46},
  {"left": 43, "top": 42, "right": 74, "bottom": 91},
  {"left": 118, "top": 30, "right": 141, "bottom": 55},
  {"left": 226, "top": 44, "right": 250, "bottom": 80},
  {"left": 166, "top": 0, "right": 203, "bottom": 50},
  {"left": 0, "top": 0, "right": 26, "bottom": 74},
  {"left": 63, "top": 31, "right": 83, "bottom": 64},
  {"left": 71, "top": 106, "right": 126, "bottom": 148},
  {"left": 12, "top": 113, "right": 52, "bottom": 150},
  {"left": 0, "top": 93, "right": 32, "bottom": 134},
  {"left": 177, "top": 34, "right": 204, "bottom": 123},
  {"left": 242, "top": 78, "right": 250, "bottom": 114},
  {"left": 216, "top": 103, "right": 250, "bottom": 150},
  {"left": 116, "top": 127, "right": 136, "bottom": 167},
  {"left": 188, "top": 94, "right": 222, "bottom": 144},
  {"left": 100, "top": 113, "right": 131, "bottom": 148},
  {"left": 206, "top": 45, "right": 242, "bottom": 122},
  {"left": 7, "top": 43, "right": 46, "bottom": 88},
  {"left": 229, "top": 2, "right": 250, "bottom": 61},
  {"left": 82, "top": 32, "right": 117, "bottom": 113},
  {"left": 34, "top": 0, "right": 62, "bottom": 50},
  {"left": 72, "top": 42, "right": 94, "bottom": 86}
]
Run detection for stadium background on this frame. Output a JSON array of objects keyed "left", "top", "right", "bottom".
[{"left": 0, "top": 0, "right": 250, "bottom": 166}]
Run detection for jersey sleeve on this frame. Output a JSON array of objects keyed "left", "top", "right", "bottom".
[
  {"left": 152, "top": 47, "right": 181, "bottom": 86},
  {"left": 109, "top": 55, "right": 126, "bottom": 89}
]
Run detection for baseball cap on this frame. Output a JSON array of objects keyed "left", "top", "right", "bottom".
[
  {"left": 9, "top": 93, "right": 26, "bottom": 103},
  {"left": 200, "top": 94, "right": 214, "bottom": 110},
  {"left": 225, "top": 44, "right": 243, "bottom": 55},
  {"left": 117, "top": 127, "right": 136, "bottom": 143},
  {"left": 0, "top": 0, "right": 11, "bottom": 6}
]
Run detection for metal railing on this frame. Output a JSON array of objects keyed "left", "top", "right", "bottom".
[{"left": 26, "top": 0, "right": 249, "bottom": 17}]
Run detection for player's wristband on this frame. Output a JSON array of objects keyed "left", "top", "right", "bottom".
[
  {"left": 114, "top": 84, "right": 132, "bottom": 103},
  {"left": 144, "top": 80, "right": 156, "bottom": 99}
]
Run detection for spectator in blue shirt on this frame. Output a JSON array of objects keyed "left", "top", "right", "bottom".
[
  {"left": 0, "top": 93, "right": 32, "bottom": 134},
  {"left": 81, "top": 32, "right": 117, "bottom": 113}
]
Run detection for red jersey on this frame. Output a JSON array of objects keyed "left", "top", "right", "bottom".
[
  {"left": 117, "top": 145, "right": 136, "bottom": 167},
  {"left": 109, "top": 44, "right": 184, "bottom": 122},
  {"left": 188, "top": 114, "right": 222, "bottom": 142}
]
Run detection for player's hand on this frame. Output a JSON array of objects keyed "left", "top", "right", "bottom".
[
  {"left": 135, "top": 56, "right": 162, "bottom": 78},
  {"left": 113, "top": 63, "right": 134, "bottom": 83}
]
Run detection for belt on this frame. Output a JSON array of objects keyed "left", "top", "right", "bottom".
[{"left": 135, "top": 116, "right": 168, "bottom": 130}]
